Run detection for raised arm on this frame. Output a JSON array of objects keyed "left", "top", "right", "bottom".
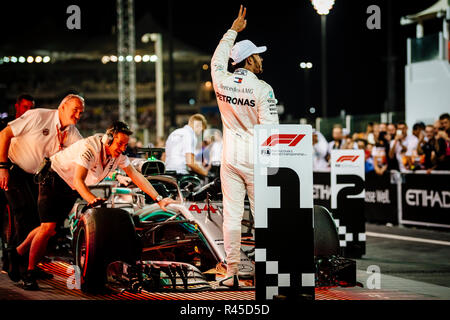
[{"left": 211, "top": 5, "right": 247, "bottom": 83}]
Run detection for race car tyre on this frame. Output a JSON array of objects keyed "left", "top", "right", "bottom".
[
  {"left": 74, "top": 208, "right": 140, "bottom": 293},
  {"left": 313, "top": 205, "right": 340, "bottom": 257}
]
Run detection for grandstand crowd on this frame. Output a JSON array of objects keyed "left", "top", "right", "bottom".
[
  {"left": 311, "top": 113, "right": 450, "bottom": 173},
  {"left": 126, "top": 112, "right": 450, "bottom": 175}
]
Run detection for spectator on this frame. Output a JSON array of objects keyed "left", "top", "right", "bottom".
[
  {"left": 386, "top": 123, "right": 397, "bottom": 142},
  {"left": 385, "top": 123, "right": 399, "bottom": 170},
  {"left": 372, "top": 131, "right": 389, "bottom": 176},
  {"left": 417, "top": 124, "right": 437, "bottom": 173},
  {"left": 326, "top": 125, "right": 345, "bottom": 162},
  {"left": 342, "top": 135, "right": 356, "bottom": 150},
  {"left": 412, "top": 122, "right": 425, "bottom": 143},
  {"left": 388, "top": 122, "right": 418, "bottom": 171},
  {"left": 365, "top": 122, "right": 374, "bottom": 143},
  {"left": 433, "top": 119, "right": 442, "bottom": 135},
  {"left": 409, "top": 122, "right": 426, "bottom": 170},
  {"left": 439, "top": 113, "right": 450, "bottom": 135},
  {"left": 356, "top": 139, "right": 374, "bottom": 173},
  {"left": 313, "top": 130, "right": 329, "bottom": 170},
  {"left": 435, "top": 117, "right": 450, "bottom": 170},
  {"left": 367, "top": 122, "right": 379, "bottom": 145}
]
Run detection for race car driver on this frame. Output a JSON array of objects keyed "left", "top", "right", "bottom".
[
  {"left": 164, "top": 113, "right": 209, "bottom": 177},
  {"left": 10, "top": 121, "right": 175, "bottom": 290},
  {"left": 211, "top": 5, "right": 279, "bottom": 287}
]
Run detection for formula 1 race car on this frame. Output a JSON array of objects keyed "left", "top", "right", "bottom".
[{"left": 66, "top": 155, "right": 357, "bottom": 294}]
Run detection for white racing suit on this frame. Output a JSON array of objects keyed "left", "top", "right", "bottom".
[{"left": 211, "top": 29, "right": 279, "bottom": 272}]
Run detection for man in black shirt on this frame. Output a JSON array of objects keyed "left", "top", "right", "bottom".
[
  {"left": 0, "top": 94, "right": 35, "bottom": 272},
  {"left": 417, "top": 125, "right": 437, "bottom": 172},
  {"left": 435, "top": 114, "right": 450, "bottom": 171}
]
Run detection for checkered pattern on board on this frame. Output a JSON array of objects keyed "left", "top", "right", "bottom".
[
  {"left": 334, "top": 219, "right": 366, "bottom": 248},
  {"left": 256, "top": 248, "right": 314, "bottom": 299}
]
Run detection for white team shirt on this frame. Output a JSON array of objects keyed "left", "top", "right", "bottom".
[
  {"left": 313, "top": 132, "right": 330, "bottom": 171},
  {"left": 8, "top": 108, "right": 82, "bottom": 174},
  {"left": 389, "top": 134, "right": 419, "bottom": 171},
  {"left": 50, "top": 134, "right": 130, "bottom": 189},
  {"left": 209, "top": 140, "right": 223, "bottom": 165},
  {"left": 165, "top": 125, "right": 197, "bottom": 174},
  {"left": 327, "top": 139, "right": 345, "bottom": 155},
  {"left": 404, "top": 134, "right": 419, "bottom": 157}
]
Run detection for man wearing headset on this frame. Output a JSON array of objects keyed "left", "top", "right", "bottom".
[{"left": 10, "top": 121, "right": 175, "bottom": 290}]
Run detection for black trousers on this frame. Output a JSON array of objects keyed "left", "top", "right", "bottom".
[
  {"left": 1, "top": 191, "right": 10, "bottom": 270},
  {"left": 38, "top": 171, "right": 79, "bottom": 224},
  {"left": 4, "top": 165, "right": 40, "bottom": 246}
]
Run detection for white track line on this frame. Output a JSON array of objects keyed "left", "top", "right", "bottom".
[{"left": 366, "top": 232, "right": 450, "bottom": 246}]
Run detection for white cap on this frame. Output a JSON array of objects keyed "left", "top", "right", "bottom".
[{"left": 230, "top": 40, "right": 267, "bottom": 65}]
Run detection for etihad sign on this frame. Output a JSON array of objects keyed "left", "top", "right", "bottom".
[{"left": 405, "top": 189, "right": 450, "bottom": 208}]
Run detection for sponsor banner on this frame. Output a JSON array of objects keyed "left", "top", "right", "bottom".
[
  {"left": 364, "top": 171, "right": 398, "bottom": 224},
  {"left": 313, "top": 171, "right": 398, "bottom": 225},
  {"left": 254, "top": 125, "right": 314, "bottom": 300},
  {"left": 401, "top": 172, "right": 450, "bottom": 228},
  {"left": 331, "top": 150, "right": 366, "bottom": 258},
  {"left": 313, "top": 171, "right": 331, "bottom": 209}
]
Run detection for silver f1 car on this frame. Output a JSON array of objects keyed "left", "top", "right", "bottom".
[{"left": 67, "top": 156, "right": 357, "bottom": 293}]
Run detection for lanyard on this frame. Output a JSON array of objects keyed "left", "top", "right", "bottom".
[
  {"left": 100, "top": 142, "right": 109, "bottom": 170},
  {"left": 99, "top": 142, "right": 117, "bottom": 182},
  {"left": 56, "top": 125, "right": 68, "bottom": 151}
]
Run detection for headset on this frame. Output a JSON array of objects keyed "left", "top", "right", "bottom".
[{"left": 101, "top": 121, "right": 131, "bottom": 146}]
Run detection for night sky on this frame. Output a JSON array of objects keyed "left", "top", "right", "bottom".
[{"left": 0, "top": 0, "right": 440, "bottom": 120}]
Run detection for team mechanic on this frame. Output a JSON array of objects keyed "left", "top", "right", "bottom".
[
  {"left": 0, "top": 94, "right": 85, "bottom": 284},
  {"left": 211, "top": 6, "right": 279, "bottom": 287},
  {"left": 164, "top": 114, "right": 209, "bottom": 177},
  {"left": 10, "top": 121, "right": 175, "bottom": 290}
]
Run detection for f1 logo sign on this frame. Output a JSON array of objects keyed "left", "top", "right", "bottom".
[
  {"left": 336, "top": 155, "right": 360, "bottom": 163},
  {"left": 262, "top": 134, "right": 305, "bottom": 147}
]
